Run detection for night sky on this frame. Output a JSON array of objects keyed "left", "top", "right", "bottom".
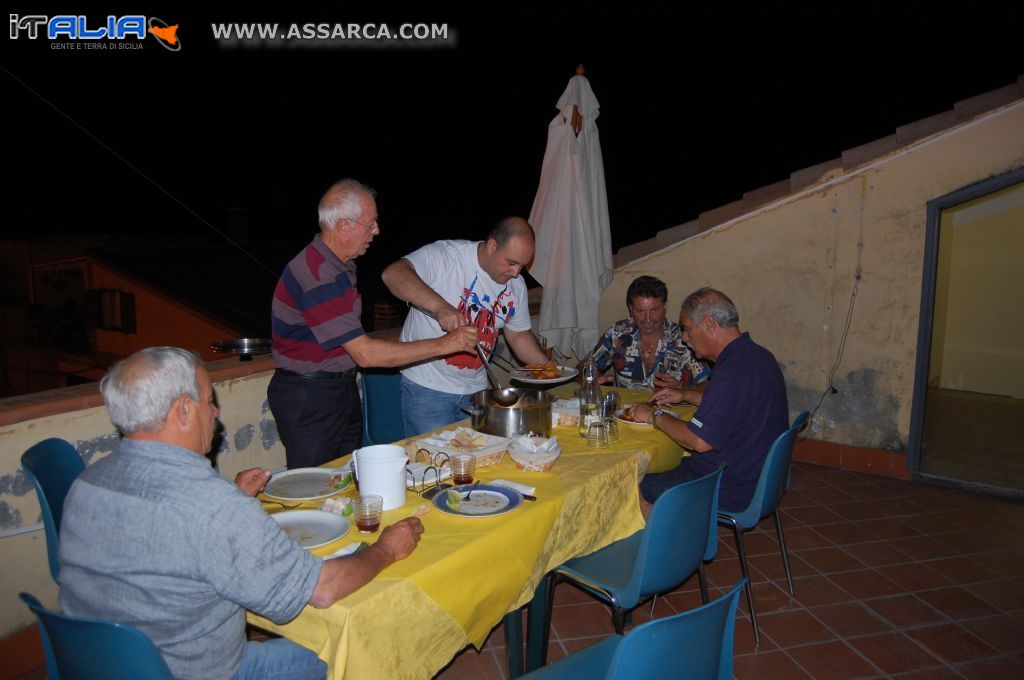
[{"left": 5, "top": 7, "right": 1022, "bottom": 300}]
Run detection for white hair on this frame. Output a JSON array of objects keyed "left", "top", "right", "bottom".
[
  {"left": 318, "top": 179, "right": 376, "bottom": 231},
  {"left": 100, "top": 347, "right": 200, "bottom": 434},
  {"left": 681, "top": 288, "right": 740, "bottom": 328}
]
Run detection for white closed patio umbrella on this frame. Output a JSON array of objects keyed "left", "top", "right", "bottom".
[{"left": 528, "top": 65, "right": 613, "bottom": 360}]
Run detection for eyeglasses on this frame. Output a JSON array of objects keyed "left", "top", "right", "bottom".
[{"left": 343, "top": 217, "right": 380, "bottom": 233}]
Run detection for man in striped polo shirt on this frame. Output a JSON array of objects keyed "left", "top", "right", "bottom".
[{"left": 269, "top": 179, "right": 477, "bottom": 468}]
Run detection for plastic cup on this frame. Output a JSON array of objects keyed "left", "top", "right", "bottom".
[
  {"left": 353, "top": 494, "right": 383, "bottom": 533},
  {"left": 451, "top": 454, "right": 476, "bottom": 485}
]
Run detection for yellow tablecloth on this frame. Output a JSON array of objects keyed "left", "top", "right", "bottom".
[
  {"left": 547, "top": 385, "right": 694, "bottom": 473},
  {"left": 249, "top": 393, "right": 683, "bottom": 679}
]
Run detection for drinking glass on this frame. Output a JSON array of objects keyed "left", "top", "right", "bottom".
[
  {"left": 353, "top": 494, "right": 383, "bottom": 534},
  {"left": 451, "top": 454, "right": 476, "bottom": 485},
  {"left": 586, "top": 421, "right": 609, "bottom": 448}
]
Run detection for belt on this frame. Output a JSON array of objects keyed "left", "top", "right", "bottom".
[{"left": 276, "top": 368, "right": 356, "bottom": 380}]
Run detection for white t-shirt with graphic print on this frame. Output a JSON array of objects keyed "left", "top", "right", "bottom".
[{"left": 399, "top": 240, "right": 532, "bottom": 395}]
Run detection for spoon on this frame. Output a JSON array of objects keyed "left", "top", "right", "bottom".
[{"left": 476, "top": 342, "right": 520, "bottom": 407}]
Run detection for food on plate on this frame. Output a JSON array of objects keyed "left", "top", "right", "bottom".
[
  {"left": 321, "top": 497, "right": 354, "bottom": 516},
  {"left": 444, "top": 488, "right": 509, "bottom": 514},
  {"left": 318, "top": 472, "right": 351, "bottom": 494},
  {"left": 449, "top": 429, "right": 487, "bottom": 451},
  {"left": 523, "top": 362, "right": 562, "bottom": 380}
]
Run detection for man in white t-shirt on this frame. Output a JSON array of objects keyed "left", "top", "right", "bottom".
[{"left": 382, "top": 217, "right": 550, "bottom": 435}]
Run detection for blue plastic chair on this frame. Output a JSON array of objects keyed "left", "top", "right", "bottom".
[
  {"left": 360, "top": 371, "right": 406, "bottom": 445},
  {"left": 21, "top": 438, "right": 86, "bottom": 583},
  {"left": 717, "top": 410, "right": 809, "bottom": 645},
  {"left": 20, "top": 592, "right": 173, "bottom": 680},
  {"left": 522, "top": 578, "right": 745, "bottom": 680},
  {"left": 533, "top": 467, "right": 723, "bottom": 666}
]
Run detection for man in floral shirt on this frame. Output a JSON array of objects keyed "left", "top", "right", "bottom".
[{"left": 592, "top": 276, "right": 707, "bottom": 390}]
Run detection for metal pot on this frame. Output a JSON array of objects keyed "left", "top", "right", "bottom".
[{"left": 463, "top": 388, "right": 554, "bottom": 438}]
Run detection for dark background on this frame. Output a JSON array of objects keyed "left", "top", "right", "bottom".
[{"left": 5, "top": 7, "right": 1022, "bottom": 309}]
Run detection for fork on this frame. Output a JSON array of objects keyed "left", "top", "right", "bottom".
[
  {"left": 462, "top": 480, "right": 481, "bottom": 500},
  {"left": 262, "top": 499, "right": 304, "bottom": 510}
]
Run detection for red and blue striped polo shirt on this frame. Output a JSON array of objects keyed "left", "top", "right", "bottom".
[{"left": 271, "top": 235, "right": 364, "bottom": 373}]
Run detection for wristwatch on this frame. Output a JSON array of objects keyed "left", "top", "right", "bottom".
[{"left": 650, "top": 408, "right": 667, "bottom": 430}]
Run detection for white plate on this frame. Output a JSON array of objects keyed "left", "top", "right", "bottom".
[
  {"left": 509, "top": 366, "right": 578, "bottom": 385},
  {"left": 272, "top": 510, "right": 350, "bottom": 549},
  {"left": 432, "top": 484, "right": 524, "bottom": 517},
  {"left": 613, "top": 408, "right": 681, "bottom": 428},
  {"left": 264, "top": 468, "right": 352, "bottom": 502}
]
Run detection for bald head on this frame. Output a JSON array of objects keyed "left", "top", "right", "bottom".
[
  {"left": 487, "top": 217, "right": 534, "bottom": 249},
  {"left": 480, "top": 217, "right": 534, "bottom": 284}
]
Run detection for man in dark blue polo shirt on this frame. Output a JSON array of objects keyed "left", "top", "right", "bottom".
[{"left": 627, "top": 288, "right": 789, "bottom": 514}]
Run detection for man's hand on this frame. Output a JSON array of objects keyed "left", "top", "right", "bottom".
[
  {"left": 650, "top": 386, "right": 685, "bottom": 406},
  {"left": 235, "top": 468, "right": 271, "bottom": 496},
  {"left": 442, "top": 325, "right": 478, "bottom": 354},
  {"left": 375, "top": 517, "right": 424, "bottom": 562},
  {"left": 626, "top": 403, "right": 656, "bottom": 425},
  {"left": 310, "top": 516, "right": 426, "bottom": 607},
  {"left": 435, "top": 305, "right": 466, "bottom": 332},
  {"left": 652, "top": 372, "right": 683, "bottom": 390}
]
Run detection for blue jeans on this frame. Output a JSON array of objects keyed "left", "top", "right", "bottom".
[
  {"left": 234, "top": 639, "right": 326, "bottom": 680},
  {"left": 401, "top": 376, "right": 474, "bottom": 436}
]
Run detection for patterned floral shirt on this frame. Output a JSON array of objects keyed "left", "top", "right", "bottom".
[{"left": 593, "top": 318, "right": 708, "bottom": 390}]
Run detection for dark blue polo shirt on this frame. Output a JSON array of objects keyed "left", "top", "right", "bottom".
[{"left": 685, "top": 332, "right": 789, "bottom": 512}]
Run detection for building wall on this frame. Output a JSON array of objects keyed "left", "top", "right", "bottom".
[
  {"left": 600, "top": 102, "right": 1024, "bottom": 452},
  {"left": 89, "top": 261, "right": 240, "bottom": 363}
]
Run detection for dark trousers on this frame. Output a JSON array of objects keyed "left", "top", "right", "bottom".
[
  {"left": 640, "top": 458, "right": 704, "bottom": 503},
  {"left": 267, "top": 369, "right": 363, "bottom": 469}
]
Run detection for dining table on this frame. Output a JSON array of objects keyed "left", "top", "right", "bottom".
[{"left": 248, "top": 386, "right": 693, "bottom": 680}]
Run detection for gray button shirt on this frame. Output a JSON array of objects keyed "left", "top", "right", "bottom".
[{"left": 59, "top": 438, "right": 322, "bottom": 679}]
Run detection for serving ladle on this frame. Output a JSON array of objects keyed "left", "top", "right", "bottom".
[{"left": 476, "top": 342, "right": 520, "bottom": 407}]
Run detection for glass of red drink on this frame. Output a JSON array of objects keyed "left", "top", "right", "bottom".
[{"left": 353, "top": 494, "right": 383, "bottom": 534}]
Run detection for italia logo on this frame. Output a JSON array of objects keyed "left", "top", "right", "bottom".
[{"left": 9, "top": 14, "right": 181, "bottom": 51}]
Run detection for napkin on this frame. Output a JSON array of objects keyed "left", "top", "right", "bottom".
[
  {"left": 416, "top": 432, "right": 455, "bottom": 448},
  {"left": 511, "top": 435, "right": 559, "bottom": 452},
  {"left": 554, "top": 398, "right": 579, "bottom": 409},
  {"left": 489, "top": 479, "right": 537, "bottom": 495}
]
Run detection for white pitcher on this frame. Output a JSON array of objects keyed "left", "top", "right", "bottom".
[{"left": 352, "top": 444, "right": 408, "bottom": 510}]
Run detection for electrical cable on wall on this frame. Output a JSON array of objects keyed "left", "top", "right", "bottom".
[{"left": 810, "top": 276, "right": 860, "bottom": 423}]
